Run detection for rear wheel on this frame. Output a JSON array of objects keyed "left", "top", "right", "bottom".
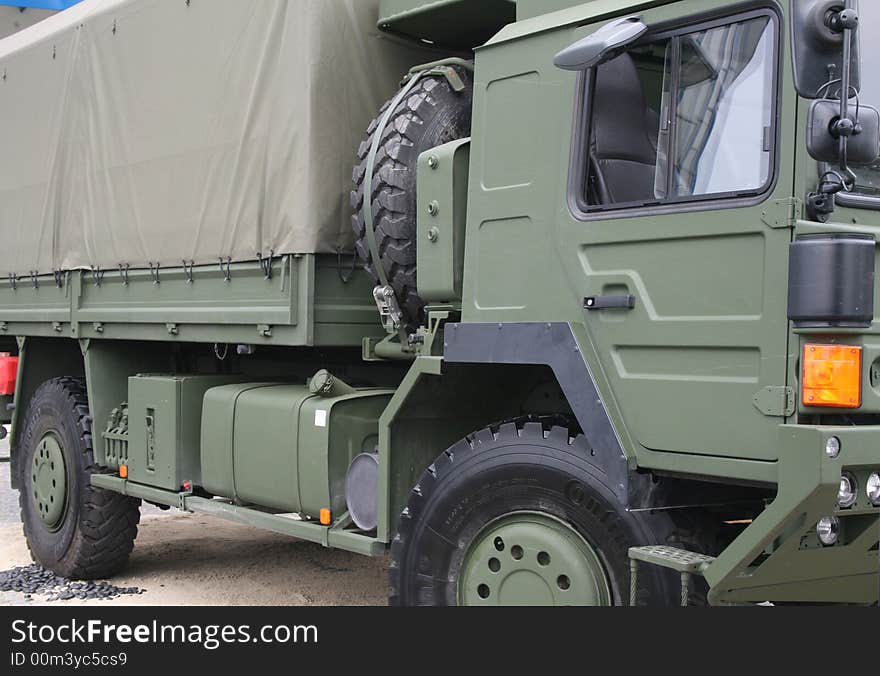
[
  {"left": 18, "top": 377, "right": 140, "bottom": 579},
  {"left": 390, "top": 421, "right": 708, "bottom": 606}
]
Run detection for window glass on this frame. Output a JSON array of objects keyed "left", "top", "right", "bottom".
[
  {"left": 584, "top": 14, "right": 775, "bottom": 209},
  {"left": 670, "top": 17, "right": 774, "bottom": 197}
]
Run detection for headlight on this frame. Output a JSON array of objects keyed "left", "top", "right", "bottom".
[
  {"left": 825, "top": 437, "right": 841, "bottom": 459},
  {"left": 867, "top": 472, "right": 880, "bottom": 506},
  {"left": 838, "top": 473, "right": 857, "bottom": 509},
  {"left": 816, "top": 516, "right": 840, "bottom": 546}
]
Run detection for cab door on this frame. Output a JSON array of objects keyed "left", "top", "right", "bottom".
[{"left": 562, "top": 5, "right": 794, "bottom": 461}]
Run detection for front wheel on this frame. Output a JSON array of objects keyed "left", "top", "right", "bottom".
[
  {"left": 18, "top": 377, "right": 140, "bottom": 579},
  {"left": 390, "top": 422, "right": 690, "bottom": 606}
]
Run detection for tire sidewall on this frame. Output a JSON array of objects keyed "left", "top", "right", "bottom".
[
  {"left": 19, "top": 383, "right": 89, "bottom": 571},
  {"left": 395, "top": 433, "right": 673, "bottom": 606}
]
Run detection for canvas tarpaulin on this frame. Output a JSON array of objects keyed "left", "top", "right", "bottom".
[{"left": 0, "top": 0, "right": 427, "bottom": 275}]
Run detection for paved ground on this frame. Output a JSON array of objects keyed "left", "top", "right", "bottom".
[{"left": 0, "top": 429, "right": 389, "bottom": 606}]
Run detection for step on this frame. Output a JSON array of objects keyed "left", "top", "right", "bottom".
[
  {"left": 628, "top": 546, "right": 717, "bottom": 606},
  {"left": 629, "top": 545, "right": 716, "bottom": 574}
]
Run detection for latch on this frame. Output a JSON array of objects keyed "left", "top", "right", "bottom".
[
  {"left": 373, "top": 285, "right": 403, "bottom": 334},
  {"left": 145, "top": 409, "right": 156, "bottom": 470}
]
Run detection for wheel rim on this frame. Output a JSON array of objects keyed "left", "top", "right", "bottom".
[
  {"left": 30, "top": 432, "right": 68, "bottom": 530},
  {"left": 459, "top": 512, "right": 612, "bottom": 606}
]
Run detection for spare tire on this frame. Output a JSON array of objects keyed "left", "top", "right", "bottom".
[{"left": 351, "top": 67, "right": 473, "bottom": 333}]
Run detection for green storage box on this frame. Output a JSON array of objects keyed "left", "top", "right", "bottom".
[{"left": 127, "top": 374, "right": 248, "bottom": 491}]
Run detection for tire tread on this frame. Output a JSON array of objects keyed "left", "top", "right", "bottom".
[
  {"left": 389, "top": 418, "right": 720, "bottom": 606},
  {"left": 19, "top": 377, "right": 140, "bottom": 580},
  {"left": 351, "top": 70, "right": 472, "bottom": 333}
]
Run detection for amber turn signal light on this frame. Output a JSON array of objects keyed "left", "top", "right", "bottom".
[
  {"left": 802, "top": 344, "right": 862, "bottom": 408},
  {"left": 319, "top": 508, "right": 331, "bottom": 525},
  {"left": 119, "top": 464, "right": 128, "bottom": 479}
]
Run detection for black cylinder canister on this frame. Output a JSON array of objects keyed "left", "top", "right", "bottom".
[{"left": 788, "top": 233, "right": 875, "bottom": 328}]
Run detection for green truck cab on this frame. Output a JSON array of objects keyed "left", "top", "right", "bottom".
[{"left": 1, "top": 0, "right": 878, "bottom": 605}]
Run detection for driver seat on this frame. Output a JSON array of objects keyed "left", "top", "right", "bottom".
[{"left": 589, "top": 53, "right": 660, "bottom": 205}]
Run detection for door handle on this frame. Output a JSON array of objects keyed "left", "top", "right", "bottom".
[{"left": 584, "top": 294, "right": 636, "bottom": 310}]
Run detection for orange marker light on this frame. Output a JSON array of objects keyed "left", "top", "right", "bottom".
[
  {"left": 802, "top": 344, "right": 862, "bottom": 408},
  {"left": 319, "top": 508, "right": 331, "bottom": 525},
  {"left": 119, "top": 464, "right": 128, "bottom": 479}
]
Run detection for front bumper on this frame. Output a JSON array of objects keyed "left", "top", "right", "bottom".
[{"left": 706, "top": 425, "right": 880, "bottom": 605}]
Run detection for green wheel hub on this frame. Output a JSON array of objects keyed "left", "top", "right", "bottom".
[
  {"left": 459, "top": 512, "right": 611, "bottom": 606},
  {"left": 30, "top": 433, "right": 68, "bottom": 530}
]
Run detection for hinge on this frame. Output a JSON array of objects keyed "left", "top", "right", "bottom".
[
  {"left": 753, "top": 386, "right": 795, "bottom": 417},
  {"left": 761, "top": 197, "right": 802, "bottom": 229}
]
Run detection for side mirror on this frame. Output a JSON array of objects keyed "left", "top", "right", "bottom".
[
  {"left": 807, "top": 100, "right": 880, "bottom": 165},
  {"left": 791, "top": 0, "right": 860, "bottom": 99},
  {"left": 553, "top": 16, "right": 648, "bottom": 71}
]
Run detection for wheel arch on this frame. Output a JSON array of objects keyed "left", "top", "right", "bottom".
[
  {"left": 379, "top": 322, "right": 636, "bottom": 542},
  {"left": 378, "top": 356, "right": 577, "bottom": 541},
  {"left": 442, "top": 322, "right": 633, "bottom": 501}
]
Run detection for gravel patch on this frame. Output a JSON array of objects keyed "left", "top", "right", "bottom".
[{"left": 0, "top": 564, "right": 145, "bottom": 602}]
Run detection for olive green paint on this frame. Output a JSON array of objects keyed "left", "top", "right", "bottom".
[
  {"left": 90, "top": 474, "right": 385, "bottom": 557},
  {"left": 127, "top": 374, "right": 248, "bottom": 491},
  {"left": 4, "top": 0, "right": 880, "bottom": 604},
  {"left": 705, "top": 425, "right": 880, "bottom": 604},
  {"left": 201, "top": 382, "right": 391, "bottom": 520},
  {"left": 83, "top": 340, "right": 181, "bottom": 467},
  {"left": 0, "top": 255, "right": 383, "bottom": 349},
  {"left": 462, "top": 0, "right": 796, "bottom": 468},
  {"left": 416, "top": 139, "right": 471, "bottom": 303},
  {"left": 31, "top": 433, "right": 67, "bottom": 530},
  {"left": 459, "top": 512, "right": 612, "bottom": 606}
]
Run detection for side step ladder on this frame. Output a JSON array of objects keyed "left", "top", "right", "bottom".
[{"left": 628, "top": 546, "right": 716, "bottom": 606}]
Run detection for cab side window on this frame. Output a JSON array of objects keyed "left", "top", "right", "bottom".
[{"left": 582, "top": 13, "right": 776, "bottom": 211}]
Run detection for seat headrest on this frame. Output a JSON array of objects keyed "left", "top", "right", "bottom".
[{"left": 592, "top": 53, "right": 658, "bottom": 165}]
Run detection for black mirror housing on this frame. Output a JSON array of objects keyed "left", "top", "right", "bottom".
[
  {"left": 791, "top": 0, "right": 860, "bottom": 99},
  {"left": 553, "top": 16, "right": 648, "bottom": 71},
  {"left": 807, "top": 100, "right": 880, "bottom": 165}
]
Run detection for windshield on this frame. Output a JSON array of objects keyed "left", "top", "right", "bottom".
[{"left": 851, "top": 1, "right": 880, "bottom": 195}]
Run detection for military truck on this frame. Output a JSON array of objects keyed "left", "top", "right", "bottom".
[{"left": 0, "top": 0, "right": 878, "bottom": 606}]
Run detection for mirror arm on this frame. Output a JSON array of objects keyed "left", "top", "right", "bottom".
[{"left": 827, "top": 1, "right": 860, "bottom": 186}]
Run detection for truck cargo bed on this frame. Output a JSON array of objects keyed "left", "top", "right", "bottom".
[{"left": 0, "top": 254, "right": 382, "bottom": 347}]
